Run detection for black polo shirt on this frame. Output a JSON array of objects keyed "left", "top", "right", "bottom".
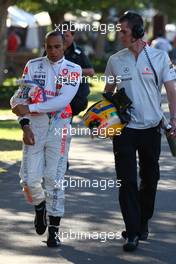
[
  {"left": 65, "top": 42, "right": 92, "bottom": 97},
  {"left": 64, "top": 42, "right": 92, "bottom": 69}
]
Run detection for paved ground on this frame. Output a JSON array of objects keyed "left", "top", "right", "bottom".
[
  {"left": 0, "top": 124, "right": 176, "bottom": 264},
  {"left": 0, "top": 91, "right": 175, "bottom": 264}
]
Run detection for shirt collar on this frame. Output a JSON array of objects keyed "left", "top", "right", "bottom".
[
  {"left": 65, "top": 42, "right": 75, "bottom": 55},
  {"left": 47, "top": 56, "right": 65, "bottom": 65}
]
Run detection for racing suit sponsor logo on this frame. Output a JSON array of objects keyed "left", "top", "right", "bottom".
[
  {"left": 33, "top": 79, "right": 45, "bottom": 87},
  {"left": 23, "top": 66, "right": 28, "bottom": 75},
  {"left": 44, "top": 90, "right": 57, "bottom": 96},
  {"left": 70, "top": 72, "right": 80, "bottom": 80},
  {"left": 33, "top": 74, "right": 46, "bottom": 79},
  {"left": 56, "top": 75, "right": 78, "bottom": 87},
  {"left": 61, "top": 105, "right": 72, "bottom": 119},
  {"left": 38, "top": 62, "right": 44, "bottom": 71},
  {"left": 62, "top": 68, "right": 69, "bottom": 75},
  {"left": 60, "top": 125, "right": 67, "bottom": 155}
]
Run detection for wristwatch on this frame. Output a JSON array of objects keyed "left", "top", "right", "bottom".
[{"left": 19, "top": 118, "right": 30, "bottom": 129}]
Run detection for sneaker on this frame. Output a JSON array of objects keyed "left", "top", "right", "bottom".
[
  {"left": 123, "top": 236, "right": 139, "bottom": 252},
  {"left": 34, "top": 201, "right": 47, "bottom": 235},
  {"left": 47, "top": 226, "right": 61, "bottom": 247}
]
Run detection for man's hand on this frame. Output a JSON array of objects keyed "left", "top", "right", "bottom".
[
  {"left": 165, "top": 81, "right": 176, "bottom": 137},
  {"left": 12, "top": 104, "right": 30, "bottom": 116},
  {"left": 169, "top": 118, "right": 176, "bottom": 138},
  {"left": 23, "top": 125, "right": 35, "bottom": 145}
]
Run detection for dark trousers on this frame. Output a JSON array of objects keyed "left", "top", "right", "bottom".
[{"left": 113, "top": 125, "right": 161, "bottom": 237}]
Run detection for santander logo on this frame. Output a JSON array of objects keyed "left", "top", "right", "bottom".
[{"left": 142, "top": 67, "right": 153, "bottom": 75}]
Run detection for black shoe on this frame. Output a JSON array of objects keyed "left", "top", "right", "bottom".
[
  {"left": 121, "top": 222, "right": 149, "bottom": 241},
  {"left": 121, "top": 230, "right": 128, "bottom": 239},
  {"left": 123, "top": 236, "right": 139, "bottom": 252},
  {"left": 47, "top": 226, "right": 61, "bottom": 247},
  {"left": 34, "top": 201, "right": 47, "bottom": 235},
  {"left": 140, "top": 222, "right": 149, "bottom": 240}
]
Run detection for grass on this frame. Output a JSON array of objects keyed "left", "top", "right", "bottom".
[
  {"left": 0, "top": 108, "right": 14, "bottom": 116},
  {"left": 0, "top": 120, "right": 22, "bottom": 140},
  {"left": 88, "top": 76, "right": 104, "bottom": 104},
  {"left": 81, "top": 73, "right": 105, "bottom": 116},
  {"left": 0, "top": 120, "right": 22, "bottom": 169},
  {"left": 3, "top": 77, "right": 17, "bottom": 86}
]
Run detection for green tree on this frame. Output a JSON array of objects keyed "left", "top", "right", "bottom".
[
  {"left": 16, "top": 0, "right": 149, "bottom": 59},
  {"left": 152, "top": 0, "right": 176, "bottom": 22},
  {"left": 17, "top": 0, "right": 90, "bottom": 27},
  {"left": 88, "top": 0, "right": 149, "bottom": 58}
]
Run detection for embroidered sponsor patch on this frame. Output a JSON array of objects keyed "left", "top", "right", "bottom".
[{"left": 142, "top": 67, "right": 153, "bottom": 75}]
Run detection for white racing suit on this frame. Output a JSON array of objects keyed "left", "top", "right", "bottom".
[{"left": 11, "top": 56, "right": 82, "bottom": 217}]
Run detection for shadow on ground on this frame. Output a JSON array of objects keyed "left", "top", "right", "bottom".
[{"left": 0, "top": 134, "right": 175, "bottom": 264}]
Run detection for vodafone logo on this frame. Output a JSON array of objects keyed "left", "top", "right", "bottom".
[{"left": 70, "top": 72, "right": 80, "bottom": 79}]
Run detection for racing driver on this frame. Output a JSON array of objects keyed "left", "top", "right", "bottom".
[{"left": 11, "top": 30, "right": 82, "bottom": 247}]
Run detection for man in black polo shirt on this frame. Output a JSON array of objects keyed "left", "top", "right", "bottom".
[
  {"left": 62, "top": 22, "right": 94, "bottom": 115},
  {"left": 61, "top": 22, "right": 95, "bottom": 170}
]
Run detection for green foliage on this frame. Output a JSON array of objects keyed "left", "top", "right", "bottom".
[
  {"left": 0, "top": 85, "right": 17, "bottom": 100},
  {"left": 15, "top": 0, "right": 176, "bottom": 22},
  {"left": 0, "top": 85, "right": 17, "bottom": 108},
  {"left": 152, "top": 0, "right": 176, "bottom": 21},
  {"left": 16, "top": 0, "right": 148, "bottom": 15},
  {"left": 91, "top": 58, "right": 107, "bottom": 72},
  {"left": 17, "top": 0, "right": 87, "bottom": 13}
]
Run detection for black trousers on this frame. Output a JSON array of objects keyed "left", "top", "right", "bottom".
[{"left": 113, "top": 125, "right": 161, "bottom": 237}]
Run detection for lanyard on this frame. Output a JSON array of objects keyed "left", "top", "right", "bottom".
[
  {"left": 49, "top": 58, "right": 65, "bottom": 87},
  {"left": 143, "top": 46, "right": 159, "bottom": 88}
]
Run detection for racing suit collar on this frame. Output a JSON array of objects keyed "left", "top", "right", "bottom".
[{"left": 47, "top": 56, "right": 65, "bottom": 65}]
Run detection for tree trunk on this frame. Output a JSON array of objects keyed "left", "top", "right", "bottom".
[
  {"left": 0, "top": 0, "right": 17, "bottom": 85},
  {"left": 94, "top": 9, "right": 108, "bottom": 59},
  {"left": 49, "top": 10, "right": 65, "bottom": 30}
]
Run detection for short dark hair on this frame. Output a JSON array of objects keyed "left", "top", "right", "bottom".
[
  {"left": 45, "top": 30, "right": 65, "bottom": 41},
  {"left": 119, "top": 11, "right": 143, "bottom": 31}
]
